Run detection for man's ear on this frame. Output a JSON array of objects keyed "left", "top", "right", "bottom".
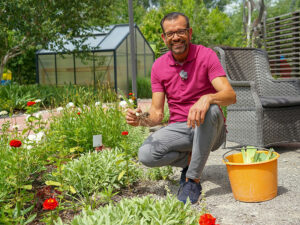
[
  {"left": 161, "top": 33, "right": 167, "bottom": 44},
  {"left": 188, "top": 27, "right": 193, "bottom": 40}
]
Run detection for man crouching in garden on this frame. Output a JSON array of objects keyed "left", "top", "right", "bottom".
[{"left": 126, "top": 12, "right": 236, "bottom": 204}]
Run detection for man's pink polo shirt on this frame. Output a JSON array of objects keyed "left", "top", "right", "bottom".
[{"left": 151, "top": 44, "right": 226, "bottom": 124}]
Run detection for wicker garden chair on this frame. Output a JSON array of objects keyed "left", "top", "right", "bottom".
[{"left": 214, "top": 47, "right": 300, "bottom": 147}]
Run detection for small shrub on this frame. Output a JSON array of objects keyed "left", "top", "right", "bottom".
[
  {"left": 47, "top": 150, "right": 141, "bottom": 197},
  {"left": 55, "top": 194, "right": 200, "bottom": 225}
]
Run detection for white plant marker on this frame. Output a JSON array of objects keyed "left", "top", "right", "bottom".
[{"left": 93, "top": 134, "right": 103, "bottom": 151}]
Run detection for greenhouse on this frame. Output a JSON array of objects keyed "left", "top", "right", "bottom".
[{"left": 36, "top": 24, "right": 155, "bottom": 94}]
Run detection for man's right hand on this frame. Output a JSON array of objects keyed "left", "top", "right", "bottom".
[{"left": 126, "top": 108, "right": 143, "bottom": 126}]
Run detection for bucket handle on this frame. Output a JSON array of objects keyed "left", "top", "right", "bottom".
[{"left": 222, "top": 147, "right": 271, "bottom": 162}]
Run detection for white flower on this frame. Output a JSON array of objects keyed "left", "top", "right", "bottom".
[
  {"left": 35, "top": 99, "right": 42, "bottom": 103},
  {"left": 129, "top": 99, "right": 134, "bottom": 104},
  {"left": 12, "top": 125, "right": 20, "bottom": 130},
  {"left": 135, "top": 112, "right": 140, "bottom": 117},
  {"left": 24, "top": 145, "right": 33, "bottom": 150},
  {"left": 119, "top": 100, "right": 128, "bottom": 108},
  {"left": 77, "top": 107, "right": 82, "bottom": 112},
  {"left": 95, "top": 101, "right": 101, "bottom": 106},
  {"left": 56, "top": 107, "right": 64, "bottom": 112},
  {"left": 36, "top": 131, "right": 45, "bottom": 141},
  {"left": 27, "top": 134, "right": 37, "bottom": 141},
  {"left": 26, "top": 131, "right": 44, "bottom": 144},
  {"left": 0, "top": 110, "right": 8, "bottom": 116},
  {"left": 34, "top": 112, "right": 43, "bottom": 119},
  {"left": 66, "top": 102, "right": 75, "bottom": 108},
  {"left": 83, "top": 104, "right": 88, "bottom": 109}
]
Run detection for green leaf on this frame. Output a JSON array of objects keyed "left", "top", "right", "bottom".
[
  {"left": 69, "top": 186, "right": 76, "bottom": 194},
  {"left": 21, "top": 185, "right": 32, "bottom": 190},
  {"left": 45, "top": 180, "right": 62, "bottom": 186},
  {"left": 118, "top": 170, "right": 126, "bottom": 181}
]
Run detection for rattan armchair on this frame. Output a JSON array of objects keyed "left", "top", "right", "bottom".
[{"left": 214, "top": 47, "right": 300, "bottom": 147}]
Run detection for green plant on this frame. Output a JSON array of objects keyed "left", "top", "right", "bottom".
[
  {"left": 145, "top": 166, "right": 174, "bottom": 181},
  {"left": 46, "top": 150, "right": 141, "bottom": 203},
  {"left": 55, "top": 194, "right": 200, "bottom": 225}
]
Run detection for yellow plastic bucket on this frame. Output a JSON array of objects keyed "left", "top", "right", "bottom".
[{"left": 223, "top": 150, "right": 280, "bottom": 202}]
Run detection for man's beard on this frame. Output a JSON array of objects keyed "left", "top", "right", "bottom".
[{"left": 168, "top": 39, "right": 188, "bottom": 55}]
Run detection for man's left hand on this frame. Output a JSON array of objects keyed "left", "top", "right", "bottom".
[{"left": 187, "top": 95, "right": 212, "bottom": 128}]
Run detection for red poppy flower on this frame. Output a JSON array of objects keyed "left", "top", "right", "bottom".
[
  {"left": 9, "top": 139, "right": 22, "bottom": 148},
  {"left": 121, "top": 131, "right": 129, "bottom": 136},
  {"left": 27, "top": 101, "right": 36, "bottom": 106},
  {"left": 77, "top": 112, "right": 81, "bottom": 115},
  {"left": 129, "top": 92, "right": 133, "bottom": 96},
  {"left": 43, "top": 198, "right": 58, "bottom": 210},
  {"left": 199, "top": 213, "right": 219, "bottom": 225}
]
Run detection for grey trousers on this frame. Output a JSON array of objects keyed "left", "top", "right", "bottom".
[{"left": 138, "top": 104, "right": 226, "bottom": 180}]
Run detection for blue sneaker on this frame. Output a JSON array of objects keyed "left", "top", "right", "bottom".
[
  {"left": 177, "top": 179, "right": 202, "bottom": 204},
  {"left": 180, "top": 166, "right": 188, "bottom": 185}
]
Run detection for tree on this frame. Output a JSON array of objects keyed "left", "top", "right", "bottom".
[
  {"left": 203, "top": 0, "right": 234, "bottom": 11},
  {"left": 140, "top": 0, "right": 243, "bottom": 57},
  {"left": 0, "top": 0, "right": 114, "bottom": 80}
]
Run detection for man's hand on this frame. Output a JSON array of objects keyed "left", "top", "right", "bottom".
[
  {"left": 187, "top": 95, "right": 212, "bottom": 128},
  {"left": 126, "top": 108, "right": 143, "bottom": 126}
]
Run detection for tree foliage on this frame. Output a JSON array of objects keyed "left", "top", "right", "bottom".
[
  {"left": 140, "top": 0, "right": 244, "bottom": 57},
  {"left": 0, "top": 0, "right": 114, "bottom": 79}
]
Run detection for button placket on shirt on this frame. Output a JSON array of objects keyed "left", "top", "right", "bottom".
[{"left": 175, "top": 63, "right": 188, "bottom": 91}]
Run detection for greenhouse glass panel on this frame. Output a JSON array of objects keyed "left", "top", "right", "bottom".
[
  {"left": 56, "top": 54, "right": 74, "bottom": 85},
  {"left": 75, "top": 53, "right": 94, "bottom": 85},
  {"left": 116, "top": 38, "right": 128, "bottom": 94},
  {"left": 94, "top": 52, "right": 114, "bottom": 88},
  {"left": 36, "top": 24, "right": 154, "bottom": 89},
  {"left": 145, "top": 44, "right": 154, "bottom": 77},
  {"left": 38, "top": 55, "right": 55, "bottom": 85},
  {"left": 136, "top": 31, "right": 145, "bottom": 77}
]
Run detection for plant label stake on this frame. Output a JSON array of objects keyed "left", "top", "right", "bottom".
[{"left": 93, "top": 134, "right": 103, "bottom": 151}]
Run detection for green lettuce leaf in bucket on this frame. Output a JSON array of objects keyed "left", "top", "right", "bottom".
[{"left": 241, "top": 146, "right": 277, "bottom": 163}]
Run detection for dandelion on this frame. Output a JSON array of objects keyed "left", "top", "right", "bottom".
[
  {"left": 56, "top": 107, "right": 64, "bottom": 112},
  {"left": 43, "top": 198, "right": 58, "bottom": 210},
  {"left": 0, "top": 110, "right": 8, "bottom": 116},
  {"left": 66, "top": 102, "right": 75, "bottom": 108},
  {"left": 27, "top": 101, "right": 36, "bottom": 107},
  {"left": 119, "top": 100, "right": 128, "bottom": 108},
  {"left": 9, "top": 139, "right": 22, "bottom": 148}
]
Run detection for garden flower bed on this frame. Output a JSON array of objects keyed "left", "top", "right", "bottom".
[{"left": 0, "top": 95, "right": 219, "bottom": 224}]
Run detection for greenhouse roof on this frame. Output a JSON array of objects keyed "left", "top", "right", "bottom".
[{"left": 37, "top": 24, "right": 137, "bottom": 54}]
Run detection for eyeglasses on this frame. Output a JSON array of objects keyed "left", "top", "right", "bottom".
[{"left": 164, "top": 28, "right": 189, "bottom": 38}]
